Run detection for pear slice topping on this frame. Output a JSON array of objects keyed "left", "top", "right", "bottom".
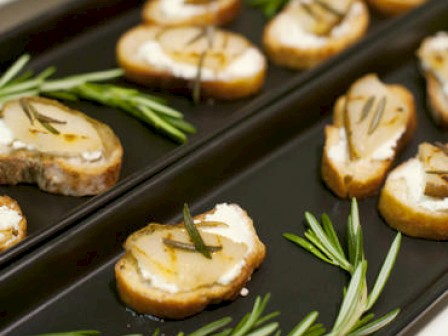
[
  {"left": 290, "top": 0, "right": 353, "bottom": 36},
  {"left": 156, "top": 26, "right": 249, "bottom": 72},
  {"left": 343, "top": 74, "right": 408, "bottom": 160},
  {"left": 2, "top": 97, "right": 103, "bottom": 158},
  {"left": 128, "top": 224, "right": 248, "bottom": 292},
  {"left": 419, "top": 142, "right": 448, "bottom": 198}
]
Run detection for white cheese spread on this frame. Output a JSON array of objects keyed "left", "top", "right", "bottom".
[
  {"left": 160, "top": 0, "right": 220, "bottom": 20},
  {"left": 0, "top": 205, "right": 22, "bottom": 231},
  {"left": 392, "top": 158, "right": 448, "bottom": 212},
  {"left": 270, "top": 1, "right": 364, "bottom": 49},
  {"left": 328, "top": 127, "right": 404, "bottom": 163},
  {"left": 138, "top": 42, "right": 265, "bottom": 81}
]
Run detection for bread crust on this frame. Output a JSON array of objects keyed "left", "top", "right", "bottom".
[
  {"left": 115, "top": 204, "right": 266, "bottom": 319},
  {"left": 263, "top": 0, "right": 369, "bottom": 70},
  {"left": 0, "top": 195, "right": 27, "bottom": 252},
  {"left": 0, "top": 97, "right": 123, "bottom": 196},
  {"left": 424, "top": 73, "right": 448, "bottom": 128},
  {"left": 379, "top": 160, "right": 448, "bottom": 240},
  {"left": 117, "top": 25, "right": 266, "bottom": 100},
  {"left": 143, "top": 0, "right": 241, "bottom": 26},
  {"left": 321, "top": 82, "right": 416, "bottom": 199},
  {"left": 367, "top": 0, "right": 426, "bottom": 15}
]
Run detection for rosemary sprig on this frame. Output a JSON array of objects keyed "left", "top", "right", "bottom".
[
  {"left": 284, "top": 198, "right": 401, "bottom": 335},
  {"left": 193, "top": 26, "right": 214, "bottom": 104},
  {"left": 162, "top": 237, "right": 223, "bottom": 253},
  {"left": 19, "top": 98, "right": 66, "bottom": 135},
  {"left": 358, "top": 96, "right": 375, "bottom": 123},
  {"left": 367, "top": 96, "right": 386, "bottom": 135},
  {"left": 246, "top": 0, "right": 290, "bottom": 18},
  {"left": 183, "top": 203, "right": 213, "bottom": 259},
  {"left": 0, "top": 54, "right": 195, "bottom": 143}
]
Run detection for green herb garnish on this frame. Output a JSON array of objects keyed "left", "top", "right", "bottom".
[
  {"left": 284, "top": 198, "right": 402, "bottom": 335},
  {"left": 368, "top": 96, "right": 386, "bottom": 135},
  {"left": 192, "top": 26, "right": 214, "bottom": 104},
  {"left": 183, "top": 203, "right": 212, "bottom": 259},
  {"left": 358, "top": 96, "right": 375, "bottom": 123},
  {"left": 0, "top": 55, "right": 195, "bottom": 143},
  {"left": 162, "top": 237, "right": 222, "bottom": 253},
  {"left": 246, "top": 0, "right": 290, "bottom": 18},
  {"left": 19, "top": 98, "right": 66, "bottom": 135}
]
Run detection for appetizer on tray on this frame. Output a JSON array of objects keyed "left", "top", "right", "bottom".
[
  {"left": 263, "top": 0, "right": 369, "bottom": 69},
  {"left": 379, "top": 142, "right": 448, "bottom": 240},
  {"left": 115, "top": 203, "right": 266, "bottom": 319},
  {"left": 0, "top": 97, "right": 123, "bottom": 196},
  {"left": 143, "top": 0, "right": 241, "bottom": 26},
  {"left": 0, "top": 195, "right": 26, "bottom": 252},
  {"left": 418, "top": 32, "right": 448, "bottom": 128},
  {"left": 322, "top": 74, "right": 416, "bottom": 198},
  {"left": 117, "top": 25, "right": 267, "bottom": 100},
  {"left": 367, "top": 0, "right": 427, "bottom": 16}
]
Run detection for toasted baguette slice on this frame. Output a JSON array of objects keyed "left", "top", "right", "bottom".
[
  {"left": 143, "top": 0, "right": 241, "bottom": 26},
  {"left": 117, "top": 25, "right": 266, "bottom": 100},
  {"left": 322, "top": 74, "right": 416, "bottom": 198},
  {"left": 417, "top": 32, "right": 448, "bottom": 128},
  {"left": 115, "top": 203, "right": 266, "bottom": 319},
  {"left": 0, "top": 97, "right": 123, "bottom": 196},
  {"left": 263, "top": 0, "right": 369, "bottom": 70},
  {"left": 0, "top": 195, "right": 26, "bottom": 252},
  {"left": 367, "top": 0, "right": 426, "bottom": 15},
  {"left": 379, "top": 143, "right": 448, "bottom": 240}
]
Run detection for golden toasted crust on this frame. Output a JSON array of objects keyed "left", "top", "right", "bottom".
[
  {"left": 379, "top": 160, "right": 448, "bottom": 240},
  {"left": 0, "top": 97, "right": 123, "bottom": 196},
  {"left": 142, "top": 0, "right": 241, "bottom": 26},
  {"left": 0, "top": 195, "right": 27, "bottom": 252},
  {"left": 424, "top": 73, "right": 448, "bottom": 128},
  {"left": 117, "top": 25, "right": 266, "bottom": 100},
  {"left": 321, "top": 84, "right": 416, "bottom": 199},
  {"left": 115, "top": 205, "right": 266, "bottom": 319},
  {"left": 263, "top": 1, "right": 369, "bottom": 70},
  {"left": 367, "top": 0, "right": 426, "bottom": 15}
]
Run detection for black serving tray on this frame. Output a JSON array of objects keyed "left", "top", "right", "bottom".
[
  {"left": 1, "top": 1, "right": 448, "bottom": 334},
  {"left": 0, "top": 0, "right": 395, "bottom": 267}
]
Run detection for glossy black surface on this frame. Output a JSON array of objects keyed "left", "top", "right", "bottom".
[{"left": 1, "top": 1, "right": 448, "bottom": 335}]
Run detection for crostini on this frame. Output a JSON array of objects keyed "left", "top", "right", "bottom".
[
  {"left": 418, "top": 32, "right": 448, "bottom": 128},
  {"left": 0, "top": 97, "right": 123, "bottom": 196},
  {"left": 322, "top": 74, "right": 416, "bottom": 198},
  {"left": 143, "top": 0, "right": 241, "bottom": 27},
  {"left": 379, "top": 142, "right": 448, "bottom": 240},
  {"left": 0, "top": 195, "right": 26, "bottom": 252},
  {"left": 367, "top": 0, "right": 426, "bottom": 16},
  {"left": 263, "top": 0, "right": 369, "bottom": 70},
  {"left": 117, "top": 25, "right": 266, "bottom": 100},
  {"left": 115, "top": 203, "right": 266, "bottom": 319}
]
